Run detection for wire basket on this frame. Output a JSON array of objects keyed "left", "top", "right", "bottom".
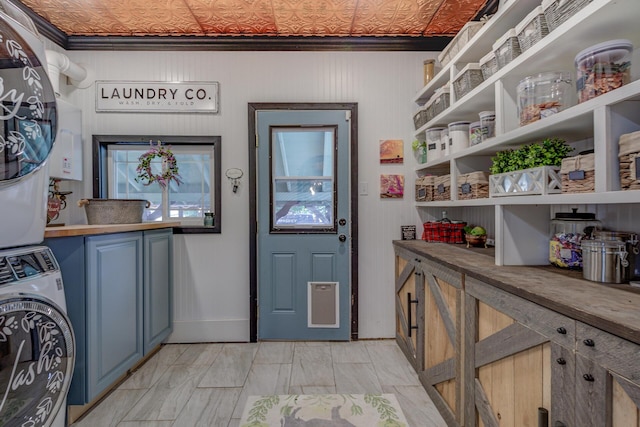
[
  {"left": 542, "top": 0, "right": 593, "bottom": 32},
  {"left": 493, "top": 29, "right": 522, "bottom": 69},
  {"left": 480, "top": 51, "right": 498, "bottom": 80},
  {"left": 516, "top": 6, "right": 549, "bottom": 52},
  {"left": 453, "top": 63, "right": 484, "bottom": 100}
]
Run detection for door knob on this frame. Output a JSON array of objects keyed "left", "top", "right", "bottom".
[{"left": 339, "top": 234, "right": 347, "bottom": 242}]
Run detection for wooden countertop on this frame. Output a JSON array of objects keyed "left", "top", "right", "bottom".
[
  {"left": 394, "top": 240, "right": 640, "bottom": 346},
  {"left": 44, "top": 221, "right": 181, "bottom": 238}
]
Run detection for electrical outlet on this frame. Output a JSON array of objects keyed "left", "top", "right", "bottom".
[{"left": 486, "top": 238, "right": 495, "bottom": 246}]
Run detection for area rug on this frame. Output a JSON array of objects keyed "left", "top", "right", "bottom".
[{"left": 239, "top": 393, "right": 409, "bottom": 427}]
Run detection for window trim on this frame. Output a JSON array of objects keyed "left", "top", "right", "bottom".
[{"left": 92, "top": 135, "right": 222, "bottom": 233}]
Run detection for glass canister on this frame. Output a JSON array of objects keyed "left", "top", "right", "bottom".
[
  {"left": 575, "top": 39, "right": 632, "bottom": 103},
  {"left": 549, "top": 209, "right": 601, "bottom": 269},
  {"left": 423, "top": 59, "right": 435, "bottom": 86},
  {"left": 204, "top": 212, "right": 215, "bottom": 226},
  {"left": 479, "top": 110, "right": 496, "bottom": 141},
  {"left": 517, "top": 71, "right": 573, "bottom": 126},
  {"left": 469, "top": 121, "right": 483, "bottom": 145}
]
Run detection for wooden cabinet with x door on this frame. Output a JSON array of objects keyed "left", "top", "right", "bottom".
[{"left": 395, "top": 245, "right": 463, "bottom": 426}]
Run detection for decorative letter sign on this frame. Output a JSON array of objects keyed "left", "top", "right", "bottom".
[{"left": 96, "top": 81, "right": 219, "bottom": 113}]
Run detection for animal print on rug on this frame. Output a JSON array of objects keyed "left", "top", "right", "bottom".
[{"left": 239, "top": 393, "right": 409, "bottom": 427}]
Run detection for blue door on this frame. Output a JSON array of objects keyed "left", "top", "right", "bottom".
[{"left": 256, "top": 109, "right": 352, "bottom": 340}]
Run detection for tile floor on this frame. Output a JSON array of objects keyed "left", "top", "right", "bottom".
[{"left": 70, "top": 339, "right": 447, "bottom": 427}]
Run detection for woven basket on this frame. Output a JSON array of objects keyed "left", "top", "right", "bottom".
[
  {"left": 516, "top": 6, "right": 549, "bottom": 53},
  {"left": 415, "top": 175, "right": 435, "bottom": 201},
  {"left": 433, "top": 175, "right": 451, "bottom": 201},
  {"left": 458, "top": 171, "right": 490, "bottom": 199},
  {"left": 561, "top": 153, "right": 595, "bottom": 193},
  {"left": 437, "top": 21, "right": 485, "bottom": 66},
  {"left": 453, "top": 63, "right": 484, "bottom": 100},
  {"left": 542, "top": 0, "right": 593, "bottom": 32},
  {"left": 619, "top": 130, "right": 640, "bottom": 190}
]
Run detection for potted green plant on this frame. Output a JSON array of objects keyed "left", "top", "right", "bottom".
[{"left": 489, "top": 138, "right": 572, "bottom": 196}]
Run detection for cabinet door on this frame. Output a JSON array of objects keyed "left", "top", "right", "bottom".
[
  {"left": 418, "top": 257, "right": 462, "bottom": 426},
  {"left": 394, "top": 247, "right": 424, "bottom": 371},
  {"left": 575, "top": 322, "right": 640, "bottom": 427},
  {"left": 143, "top": 229, "right": 173, "bottom": 354},
  {"left": 86, "top": 232, "right": 143, "bottom": 401},
  {"left": 465, "top": 277, "right": 575, "bottom": 427}
]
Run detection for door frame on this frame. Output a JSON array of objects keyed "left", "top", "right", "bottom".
[{"left": 248, "top": 102, "right": 359, "bottom": 342}]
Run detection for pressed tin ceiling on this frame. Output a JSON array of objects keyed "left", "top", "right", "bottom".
[{"left": 10, "top": 0, "right": 495, "bottom": 50}]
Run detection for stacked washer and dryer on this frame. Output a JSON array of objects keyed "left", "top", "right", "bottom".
[{"left": 0, "top": 2, "right": 75, "bottom": 427}]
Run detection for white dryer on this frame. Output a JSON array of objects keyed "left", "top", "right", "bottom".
[
  {"left": 0, "top": 2, "right": 75, "bottom": 426},
  {"left": 0, "top": 246, "right": 74, "bottom": 427}
]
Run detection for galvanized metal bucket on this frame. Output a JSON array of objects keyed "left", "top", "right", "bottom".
[{"left": 78, "top": 199, "right": 150, "bottom": 225}]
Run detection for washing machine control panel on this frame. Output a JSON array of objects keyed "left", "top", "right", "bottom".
[{"left": 0, "top": 247, "right": 59, "bottom": 285}]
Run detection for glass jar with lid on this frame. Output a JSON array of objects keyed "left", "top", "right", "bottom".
[
  {"left": 549, "top": 209, "right": 601, "bottom": 269},
  {"left": 549, "top": 209, "right": 602, "bottom": 270}
]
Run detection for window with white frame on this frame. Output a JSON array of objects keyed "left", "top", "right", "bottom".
[{"left": 94, "top": 136, "right": 221, "bottom": 230}]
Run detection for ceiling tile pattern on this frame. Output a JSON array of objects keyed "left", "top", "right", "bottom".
[{"left": 16, "top": 0, "right": 489, "bottom": 37}]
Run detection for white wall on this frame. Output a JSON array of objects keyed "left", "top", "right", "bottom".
[{"left": 52, "top": 49, "right": 435, "bottom": 341}]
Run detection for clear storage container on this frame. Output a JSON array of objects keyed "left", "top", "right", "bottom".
[
  {"left": 549, "top": 209, "right": 601, "bottom": 269},
  {"left": 448, "top": 121, "right": 470, "bottom": 153},
  {"left": 575, "top": 39, "right": 633, "bottom": 103},
  {"left": 479, "top": 111, "right": 495, "bottom": 141},
  {"left": 517, "top": 71, "right": 573, "bottom": 126},
  {"left": 426, "top": 127, "right": 444, "bottom": 162},
  {"left": 469, "top": 121, "right": 482, "bottom": 146}
]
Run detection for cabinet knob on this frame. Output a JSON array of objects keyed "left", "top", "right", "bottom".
[
  {"left": 556, "top": 327, "right": 567, "bottom": 335},
  {"left": 556, "top": 358, "right": 566, "bottom": 365},
  {"left": 583, "top": 374, "right": 595, "bottom": 382},
  {"left": 583, "top": 339, "right": 595, "bottom": 347}
]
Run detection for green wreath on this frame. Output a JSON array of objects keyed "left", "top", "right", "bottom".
[{"left": 136, "top": 142, "right": 181, "bottom": 189}]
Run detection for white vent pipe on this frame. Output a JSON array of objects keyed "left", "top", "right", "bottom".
[{"left": 45, "top": 50, "right": 87, "bottom": 95}]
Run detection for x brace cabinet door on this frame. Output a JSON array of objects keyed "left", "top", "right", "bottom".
[
  {"left": 418, "top": 257, "right": 463, "bottom": 426},
  {"left": 394, "top": 246, "right": 425, "bottom": 372}
]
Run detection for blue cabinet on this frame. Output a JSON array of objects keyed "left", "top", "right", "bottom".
[
  {"left": 45, "top": 228, "right": 173, "bottom": 406},
  {"left": 143, "top": 229, "right": 173, "bottom": 354},
  {"left": 86, "top": 232, "right": 143, "bottom": 400}
]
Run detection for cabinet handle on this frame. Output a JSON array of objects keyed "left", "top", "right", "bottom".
[
  {"left": 556, "top": 358, "right": 566, "bottom": 365},
  {"left": 415, "top": 272, "right": 421, "bottom": 276},
  {"left": 556, "top": 327, "right": 567, "bottom": 334},
  {"left": 583, "top": 374, "right": 595, "bottom": 382},
  {"left": 414, "top": 258, "right": 421, "bottom": 263},
  {"left": 407, "top": 292, "right": 419, "bottom": 337},
  {"left": 538, "top": 407, "right": 548, "bottom": 427},
  {"left": 583, "top": 339, "right": 595, "bottom": 347}
]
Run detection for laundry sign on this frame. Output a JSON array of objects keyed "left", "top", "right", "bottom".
[{"left": 96, "top": 81, "right": 219, "bottom": 113}]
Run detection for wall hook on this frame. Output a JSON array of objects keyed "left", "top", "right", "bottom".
[{"left": 225, "top": 168, "right": 244, "bottom": 193}]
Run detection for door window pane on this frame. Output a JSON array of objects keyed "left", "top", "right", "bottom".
[{"left": 271, "top": 127, "right": 336, "bottom": 230}]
